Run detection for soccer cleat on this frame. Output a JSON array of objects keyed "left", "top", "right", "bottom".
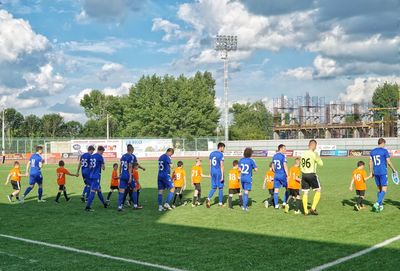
[
  {"left": 354, "top": 204, "right": 360, "bottom": 211},
  {"left": 37, "top": 199, "right": 46, "bottom": 203},
  {"left": 171, "top": 205, "right": 176, "bottom": 209},
  {"left": 66, "top": 198, "right": 71, "bottom": 202},
  {"left": 55, "top": 200, "right": 60, "bottom": 204},
  {"left": 163, "top": 203, "right": 172, "bottom": 210},
  {"left": 183, "top": 201, "right": 188, "bottom": 206},
  {"left": 274, "top": 205, "right": 279, "bottom": 209},
  {"left": 243, "top": 207, "right": 249, "bottom": 212},
  {"left": 294, "top": 210, "right": 301, "bottom": 215},
  {"left": 218, "top": 203, "right": 224, "bottom": 208},
  {"left": 206, "top": 199, "right": 211, "bottom": 208},
  {"left": 282, "top": 203, "right": 286, "bottom": 209},
  {"left": 85, "top": 207, "right": 94, "bottom": 212},
  {"left": 158, "top": 205, "right": 164, "bottom": 212},
  {"left": 310, "top": 209, "right": 319, "bottom": 216},
  {"left": 80, "top": 196, "right": 86, "bottom": 203},
  {"left": 117, "top": 207, "right": 123, "bottom": 212},
  {"left": 191, "top": 204, "right": 196, "bottom": 208},
  {"left": 106, "top": 200, "right": 110, "bottom": 205},
  {"left": 103, "top": 203, "right": 108, "bottom": 208},
  {"left": 196, "top": 201, "right": 201, "bottom": 206},
  {"left": 372, "top": 202, "right": 379, "bottom": 212},
  {"left": 284, "top": 204, "right": 290, "bottom": 213},
  {"left": 7, "top": 195, "right": 12, "bottom": 203},
  {"left": 379, "top": 205, "right": 384, "bottom": 212},
  {"left": 264, "top": 201, "right": 269, "bottom": 208}
]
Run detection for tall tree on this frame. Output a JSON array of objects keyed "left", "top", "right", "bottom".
[
  {"left": 4, "top": 108, "right": 24, "bottom": 138},
  {"left": 22, "top": 115, "right": 43, "bottom": 137},
  {"left": 229, "top": 101, "right": 273, "bottom": 140},
  {"left": 62, "top": 121, "right": 83, "bottom": 137},
  {"left": 372, "top": 82, "right": 400, "bottom": 119},
  {"left": 41, "top": 114, "right": 65, "bottom": 138}
]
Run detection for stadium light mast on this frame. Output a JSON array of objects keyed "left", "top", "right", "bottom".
[
  {"left": 215, "top": 35, "right": 237, "bottom": 142},
  {"left": 2, "top": 108, "right": 5, "bottom": 162}
]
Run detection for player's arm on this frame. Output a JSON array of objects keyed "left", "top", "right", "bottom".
[
  {"left": 65, "top": 170, "right": 77, "bottom": 177},
  {"left": 138, "top": 164, "right": 146, "bottom": 171},
  {"left": 315, "top": 154, "right": 323, "bottom": 166},
  {"left": 5, "top": 173, "right": 11, "bottom": 185},
  {"left": 369, "top": 158, "right": 374, "bottom": 176},
  {"left": 284, "top": 162, "right": 288, "bottom": 176},
  {"left": 183, "top": 174, "right": 187, "bottom": 191},
  {"left": 387, "top": 157, "right": 396, "bottom": 173},
  {"left": 25, "top": 161, "right": 31, "bottom": 177},
  {"left": 263, "top": 176, "right": 267, "bottom": 189},
  {"left": 128, "top": 162, "right": 133, "bottom": 183},
  {"left": 76, "top": 157, "right": 81, "bottom": 176},
  {"left": 349, "top": 177, "right": 354, "bottom": 191},
  {"left": 220, "top": 160, "right": 224, "bottom": 181},
  {"left": 295, "top": 175, "right": 301, "bottom": 182}
]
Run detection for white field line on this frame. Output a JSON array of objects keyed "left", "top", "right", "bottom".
[
  {"left": 0, "top": 250, "right": 38, "bottom": 263},
  {"left": 309, "top": 235, "right": 400, "bottom": 271},
  {"left": 0, "top": 234, "right": 187, "bottom": 271}
]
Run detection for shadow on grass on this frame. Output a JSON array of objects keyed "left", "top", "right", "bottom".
[
  {"left": 342, "top": 197, "right": 374, "bottom": 208},
  {"left": 1, "top": 188, "right": 400, "bottom": 271}
]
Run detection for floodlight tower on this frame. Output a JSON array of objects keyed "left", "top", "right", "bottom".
[{"left": 215, "top": 35, "right": 237, "bottom": 142}]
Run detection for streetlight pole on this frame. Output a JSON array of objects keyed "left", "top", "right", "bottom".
[
  {"left": 106, "top": 113, "right": 110, "bottom": 141},
  {"left": 2, "top": 109, "right": 5, "bottom": 163},
  {"left": 215, "top": 35, "right": 237, "bottom": 143}
]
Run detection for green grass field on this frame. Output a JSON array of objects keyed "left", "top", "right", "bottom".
[{"left": 1, "top": 157, "right": 400, "bottom": 271}]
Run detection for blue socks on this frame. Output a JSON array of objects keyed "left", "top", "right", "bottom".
[
  {"left": 158, "top": 194, "right": 163, "bottom": 205},
  {"left": 24, "top": 186, "right": 32, "bottom": 197},
  {"left": 378, "top": 191, "right": 386, "bottom": 205},
  {"left": 132, "top": 191, "right": 138, "bottom": 205},
  {"left": 97, "top": 191, "right": 105, "bottom": 204},
  {"left": 243, "top": 193, "right": 248, "bottom": 208},
  {"left": 86, "top": 191, "right": 95, "bottom": 208},
  {"left": 118, "top": 192, "right": 124, "bottom": 208},
  {"left": 274, "top": 192, "right": 279, "bottom": 207},
  {"left": 38, "top": 187, "right": 43, "bottom": 200},
  {"left": 166, "top": 191, "right": 174, "bottom": 204},
  {"left": 208, "top": 188, "right": 216, "bottom": 199},
  {"left": 218, "top": 189, "right": 223, "bottom": 204},
  {"left": 283, "top": 190, "right": 289, "bottom": 204}
]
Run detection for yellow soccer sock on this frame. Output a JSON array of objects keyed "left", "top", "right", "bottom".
[
  {"left": 312, "top": 191, "right": 321, "bottom": 210},
  {"left": 302, "top": 194, "right": 308, "bottom": 214}
]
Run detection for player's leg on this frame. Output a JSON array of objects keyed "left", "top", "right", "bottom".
[
  {"left": 85, "top": 180, "right": 98, "bottom": 211},
  {"left": 130, "top": 181, "right": 138, "bottom": 209},
  {"left": 164, "top": 177, "right": 175, "bottom": 209},
  {"left": 228, "top": 189, "right": 234, "bottom": 209},
  {"left": 273, "top": 187, "right": 280, "bottom": 209},
  {"left": 63, "top": 186, "right": 70, "bottom": 201},
  {"left": 207, "top": 173, "right": 218, "bottom": 207},
  {"left": 96, "top": 186, "right": 107, "bottom": 207},
  {"left": 55, "top": 185, "right": 63, "bottom": 203},
  {"left": 106, "top": 187, "right": 113, "bottom": 202},
  {"left": 239, "top": 191, "right": 243, "bottom": 207},
  {"left": 294, "top": 193, "right": 301, "bottom": 214},
  {"left": 21, "top": 174, "right": 36, "bottom": 202},
  {"left": 192, "top": 188, "right": 198, "bottom": 207},
  {"left": 218, "top": 178, "right": 224, "bottom": 206},
  {"left": 282, "top": 180, "right": 289, "bottom": 207},
  {"left": 377, "top": 175, "right": 388, "bottom": 212},
  {"left": 172, "top": 187, "right": 179, "bottom": 206}
]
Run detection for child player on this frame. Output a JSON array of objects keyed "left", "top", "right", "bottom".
[
  {"left": 55, "top": 160, "right": 78, "bottom": 203},
  {"left": 191, "top": 158, "right": 209, "bottom": 207},
  {"left": 132, "top": 162, "right": 143, "bottom": 208},
  {"left": 263, "top": 162, "right": 275, "bottom": 208},
  {"left": 5, "top": 161, "right": 26, "bottom": 202},
  {"left": 285, "top": 158, "right": 302, "bottom": 214},
  {"left": 349, "top": 161, "right": 372, "bottom": 211},
  {"left": 239, "top": 147, "right": 258, "bottom": 212},
  {"left": 228, "top": 160, "right": 242, "bottom": 209},
  {"left": 172, "top": 161, "right": 187, "bottom": 208},
  {"left": 106, "top": 163, "right": 119, "bottom": 204}
]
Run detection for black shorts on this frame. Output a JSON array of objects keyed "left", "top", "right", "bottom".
[
  {"left": 356, "top": 190, "right": 365, "bottom": 197},
  {"left": 11, "top": 181, "right": 21, "bottom": 190},
  {"left": 289, "top": 189, "right": 300, "bottom": 197},
  {"left": 301, "top": 173, "right": 320, "bottom": 190},
  {"left": 268, "top": 189, "right": 274, "bottom": 196},
  {"left": 193, "top": 183, "right": 201, "bottom": 191},
  {"left": 110, "top": 186, "right": 119, "bottom": 190},
  {"left": 58, "top": 185, "right": 66, "bottom": 191},
  {"left": 229, "top": 188, "right": 240, "bottom": 195},
  {"left": 175, "top": 187, "right": 183, "bottom": 194}
]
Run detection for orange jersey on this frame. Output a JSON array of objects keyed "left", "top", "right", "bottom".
[
  {"left": 172, "top": 168, "right": 186, "bottom": 187},
  {"left": 191, "top": 165, "right": 203, "bottom": 184},
  {"left": 110, "top": 169, "right": 119, "bottom": 187},
  {"left": 9, "top": 167, "right": 21, "bottom": 182},
  {"left": 265, "top": 170, "right": 274, "bottom": 189},
  {"left": 352, "top": 168, "right": 367, "bottom": 191},
  {"left": 229, "top": 168, "right": 241, "bottom": 189},
  {"left": 288, "top": 166, "right": 301, "bottom": 189},
  {"left": 133, "top": 169, "right": 141, "bottom": 190},
  {"left": 57, "top": 167, "right": 70, "bottom": 185}
]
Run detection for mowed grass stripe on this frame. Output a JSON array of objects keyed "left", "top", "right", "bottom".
[{"left": 0, "top": 234, "right": 187, "bottom": 271}]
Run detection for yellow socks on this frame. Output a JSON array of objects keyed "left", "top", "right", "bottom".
[
  {"left": 312, "top": 191, "right": 321, "bottom": 210},
  {"left": 302, "top": 194, "right": 308, "bottom": 214}
]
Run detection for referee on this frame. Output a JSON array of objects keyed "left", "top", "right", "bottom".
[{"left": 300, "top": 139, "right": 323, "bottom": 215}]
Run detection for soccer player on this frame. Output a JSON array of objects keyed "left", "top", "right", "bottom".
[
  {"left": 239, "top": 147, "right": 258, "bottom": 211},
  {"left": 132, "top": 162, "right": 143, "bottom": 208},
  {"left": 21, "top": 146, "right": 45, "bottom": 203},
  {"left": 106, "top": 163, "right": 119, "bottom": 204},
  {"left": 172, "top": 161, "right": 187, "bottom": 208},
  {"left": 262, "top": 162, "right": 274, "bottom": 208},
  {"left": 157, "top": 148, "right": 175, "bottom": 211},
  {"left": 85, "top": 146, "right": 107, "bottom": 211},
  {"left": 117, "top": 144, "right": 134, "bottom": 211},
  {"left": 369, "top": 138, "right": 396, "bottom": 212},
  {"left": 191, "top": 158, "right": 209, "bottom": 207},
  {"left": 285, "top": 157, "right": 302, "bottom": 214},
  {"left": 206, "top": 142, "right": 225, "bottom": 208},
  {"left": 228, "top": 160, "right": 242, "bottom": 209},
  {"left": 5, "top": 161, "right": 26, "bottom": 202},
  {"left": 272, "top": 144, "right": 289, "bottom": 209},
  {"left": 55, "top": 160, "right": 78, "bottom": 203},
  {"left": 349, "top": 161, "right": 372, "bottom": 211},
  {"left": 76, "top": 145, "right": 95, "bottom": 202},
  {"left": 300, "top": 139, "right": 323, "bottom": 215}
]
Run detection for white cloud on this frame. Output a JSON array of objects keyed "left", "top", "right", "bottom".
[
  {"left": 313, "top": 55, "right": 338, "bottom": 78},
  {"left": 339, "top": 76, "right": 400, "bottom": 103},
  {"left": 0, "top": 10, "right": 48, "bottom": 62},
  {"left": 103, "top": 82, "right": 132, "bottom": 96},
  {"left": 24, "top": 63, "right": 65, "bottom": 94},
  {"left": 61, "top": 39, "right": 128, "bottom": 54},
  {"left": 281, "top": 67, "right": 313, "bottom": 80},
  {"left": 152, "top": 18, "right": 183, "bottom": 42},
  {"left": 98, "top": 62, "right": 125, "bottom": 81}
]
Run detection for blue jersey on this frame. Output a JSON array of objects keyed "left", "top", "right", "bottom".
[
  {"left": 370, "top": 147, "right": 390, "bottom": 176},
  {"left": 80, "top": 153, "right": 91, "bottom": 176},
  {"left": 272, "top": 152, "right": 287, "bottom": 178},
  {"left": 29, "top": 153, "right": 43, "bottom": 176},
  {"left": 131, "top": 154, "right": 138, "bottom": 164},
  {"left": 120, "top": 153, "right": 133, "bottom": 180},
  {"left": 239, "top": 157, "right": 257, "bottom": 182},
  {"left": 158, "top": 154, "right": 172, "bottom": 177},
  {"left": 89, "top": 153, "right": 104, "bottom": 180},
  {"left": 209, "top": 151, "right": 224, "bottom": 174}
]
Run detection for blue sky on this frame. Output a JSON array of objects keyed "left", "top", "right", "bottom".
[{"left": 0, "top": 0, "right": 399, "bottom": 121}]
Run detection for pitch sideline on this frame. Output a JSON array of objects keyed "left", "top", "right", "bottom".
[
  {"left": 308, "top": 234, "right": 400, "bottom": 271},
  {"left": 0, "top": 234, "right": 187, "bottom": 271}
]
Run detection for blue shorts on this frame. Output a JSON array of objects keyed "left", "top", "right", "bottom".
[
  {"left": 211, "top": 172, "right": 224, "bottom": 189},
  {"left": 82, "top": 172, "right": 90, "bottom": 184},
  {"left": 273, "top": 177, "right": 287, "bottom": 189},
  {"left": 29, "top": 174, "right": 43, "bottom": 185},
  {"left": 242, "top": 181, "right": 252, "bottom": 191},
  {"left": 90, "top": 178, "right": 101, "bottom": 191},
  {"left": 374, "top": 174, "right": 388, "bottom": 187},
  {"left": 119, "top": 178, "right": 129, "bottom": 189},
  {"left": 158, "top": 175, "right": 173, "bottom": 190}
]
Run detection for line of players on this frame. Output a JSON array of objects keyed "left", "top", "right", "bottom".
[{"left": 4, "top": 138, "right": 396, "bottom": 214}]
